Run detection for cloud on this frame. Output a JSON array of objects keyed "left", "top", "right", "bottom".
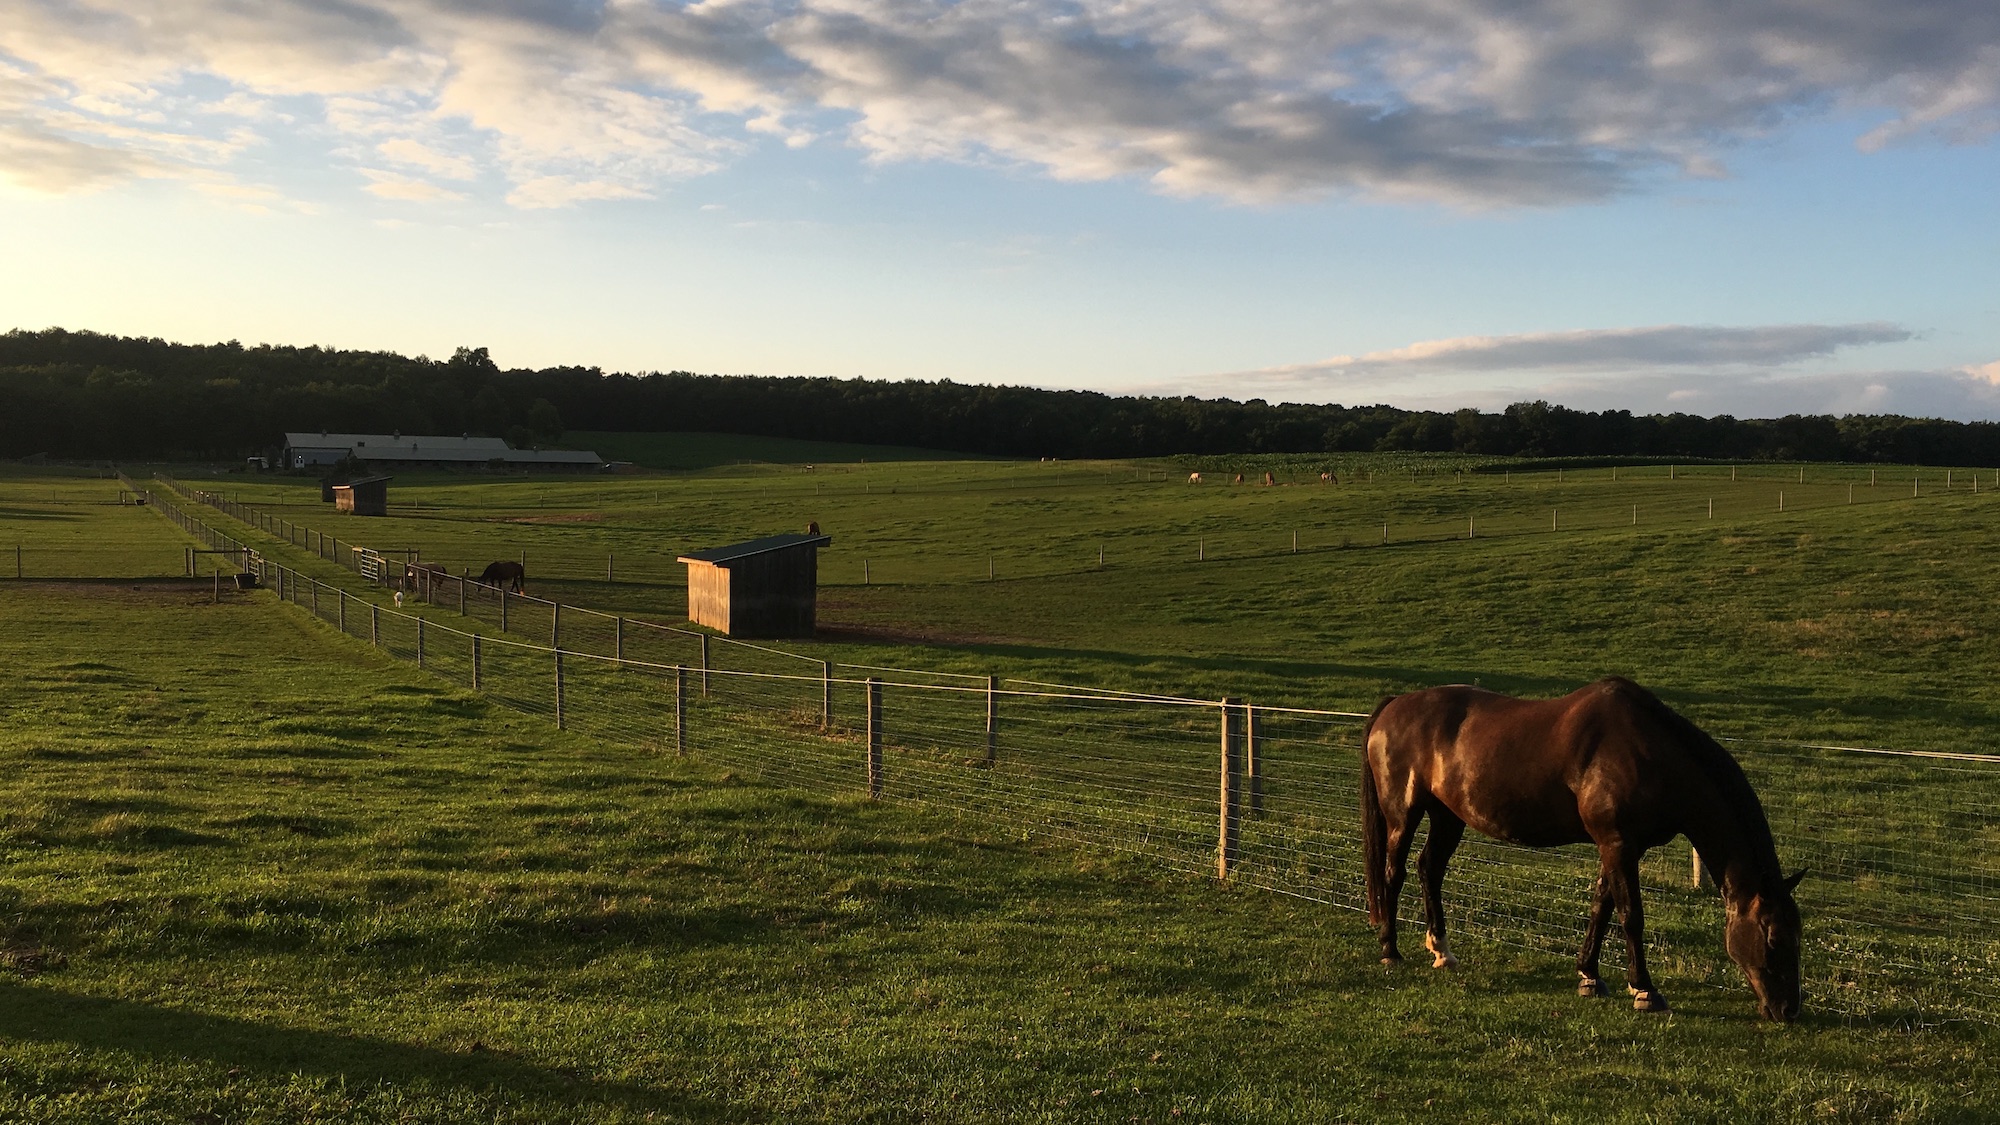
[
  {"left": 1250, "top": 323, "right": 1917, "bottom": 381},
  {"left": 1144, "top": 324, "right": 2000, "bottom": 420},
  {"left": 2, "top": 1, "right": 2000, "bottom": 207}
]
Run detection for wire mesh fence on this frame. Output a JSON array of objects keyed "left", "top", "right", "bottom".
[{"left": 132, "top": 472, "right": 2000, "bottom": 1025}]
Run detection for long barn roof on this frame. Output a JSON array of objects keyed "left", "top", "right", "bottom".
[
  {"left": 679, "top": 533, "right": 832, "bottom": 565},
  {"left": 283, "top": 432, "right": 601, "bottom": 465}
]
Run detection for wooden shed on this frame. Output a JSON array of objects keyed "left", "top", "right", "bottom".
[
  {"left": 331, "top": 475, "right": 391, "bottom": 516},
  {"left": 678, "top": 532, "right": 831, "bottom": 638}
]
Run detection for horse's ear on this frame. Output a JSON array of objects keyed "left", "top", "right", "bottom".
[{"left": 1783, "top": 869, "right": 1808, "bottom": 892}]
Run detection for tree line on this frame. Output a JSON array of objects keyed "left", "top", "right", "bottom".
[{"left": 3, "top": 327, "right": 1996, "bottom": 466}]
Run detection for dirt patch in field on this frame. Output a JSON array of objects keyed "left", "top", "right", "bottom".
[{"left": 500, "top": 513, "right": 603, "bottom": 524}]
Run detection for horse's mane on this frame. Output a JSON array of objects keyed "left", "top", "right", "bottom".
[{"left": 1606, "top": 677, "right": 1785, "bottom": 887}]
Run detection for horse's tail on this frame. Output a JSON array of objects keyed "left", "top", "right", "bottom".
[{"left": 1360, "top": 694, "right": 1395, "bottom": 927}]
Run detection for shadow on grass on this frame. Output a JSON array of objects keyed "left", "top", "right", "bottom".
[{"left": 0, "top": 980, "right": 717, "bottom": 1117}]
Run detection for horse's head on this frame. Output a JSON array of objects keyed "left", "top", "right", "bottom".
[{"left": 1726, "top": 869, "right": 1805, "bottom": 1021}]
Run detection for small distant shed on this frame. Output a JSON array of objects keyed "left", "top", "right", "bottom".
[
  {"left": 678, "top": 532, "right": 831, "bottom": 638},
  {"left": 332, "top": 475, "right": 391, "bottom": 516}
]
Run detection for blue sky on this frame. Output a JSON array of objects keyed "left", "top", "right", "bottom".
[{"left": 3, "top": 1, "right": 1999, "bottom": 418}]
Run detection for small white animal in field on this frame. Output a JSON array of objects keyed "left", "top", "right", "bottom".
[
  {"left": 1188, "top": 472, "right": 1202, "bottom": 484},
  {"left": 394, "top": 590, "right": 403, "bottom": 608}
]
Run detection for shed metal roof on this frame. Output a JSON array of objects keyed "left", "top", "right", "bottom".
[
  {"left": 333, "top": 475, "right": 393, "bottom": 488},
  {"left": 678, "top": 533, "right": 832, "bottom": 566}
]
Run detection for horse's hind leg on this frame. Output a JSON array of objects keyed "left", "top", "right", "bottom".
[
  {"left": 1417, "top": 811, "right": 1465, "bottom": 969},
  {"left": 1377, "top": 806, "right": 1424, "bottom": 966}
]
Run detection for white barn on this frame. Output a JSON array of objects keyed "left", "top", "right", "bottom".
[{"left": 282, "top": 432, "right": 603, "bottom": 471}]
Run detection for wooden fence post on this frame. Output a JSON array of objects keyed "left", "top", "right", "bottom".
[
  {"left": 416, "top": 617, "right": 425, "bottom": 668},
  {"left": 459, "top": 575, "right": 466, "bottom": 615},
  {"left": 554, "top": 649, "right": 565, "bottom": 731},
  {"left": 471, "top": 634, "right": 481, "bottom": 691},
  {"left": 551, "top": 603, "right": 561, "bottom": 648},
  {"left": 607, "top": 552, "right": 614, "bottom": 582},
  {"left": 675, "top": 664, "right": 687, "bottom": 755},
  {"left": 313, "top": 582, "right": 320, "bottom": 617},
  {"left": 615, "top": 616, "right": 625, "bottom": 666},
  {"left": 866, "top": 678, "right": 883, "bottom": 799},
  {"left": 701, "top": 633, "right": 710, "bottom": 697},
  {"left": 500, "top": 590, "right": 508, "bottom": 632},
  {"left": 370, "top": 604, "right": 379, "bottom": 646},
  {"left": 985, "top": 675, "right": 998, "bottom": 767},
  {"left": 821, "top": 661, "right": 833, "bottom": 730},
  {"left": 1692, "top": 847, "right": 1710, "bottom": 890},
  {"left": 1217, "top": 698, "right": 1241, "bottom": 878},
  {"left": 338, "top": 589, "right": 347, "bottom": 633}
]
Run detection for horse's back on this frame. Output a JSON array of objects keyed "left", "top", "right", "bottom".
[{"left": 1370, "top": 681, "right": 1663, "bottom": 846}]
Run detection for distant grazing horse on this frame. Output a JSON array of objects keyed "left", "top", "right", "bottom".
[
  {"left": 1320, "top": 471, "right": 1335, "bottom": 483},
  {"left": 1363, "top": 677, "right": 1804, "bottom": 1020},
  {"left": 806, "top": 521, "right": 821, "bottom": 536},
  {"left": 404, "top": 562, "right": 448, "bottom": 598},
  {"left": 1262, "top": 472, "right": 1275, "bottom": 486},
  {"left": 1232, "top": 473, "right": 1244, "bottom": 484},
  {"left": 477, "top": 560, "right": 525, "bottom": 594},
  {"left": 1188, "top": 472, "right": 1202, "bottom": 484}
]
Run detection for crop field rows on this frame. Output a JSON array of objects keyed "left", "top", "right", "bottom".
[{"left": 151, "top": 475, "right": 2000, "bottom": 1026}]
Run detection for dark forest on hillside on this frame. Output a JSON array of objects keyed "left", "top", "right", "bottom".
[{"left": 4, "top": 328, "right": 1996, "bottom": 465}]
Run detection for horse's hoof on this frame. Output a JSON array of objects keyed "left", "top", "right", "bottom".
[
  {"left": 1431, "top": 954, "right": 1458, "bottom": 970},
  {"left": 1631, "top": 990, "right": 1670, "bottom": 1012},
  {"left": 1578, "top": 977, "right": 1607, "bottom": 997},
  {"left": 1380, "top": 955, "right": 1403, "bottom": 967}
]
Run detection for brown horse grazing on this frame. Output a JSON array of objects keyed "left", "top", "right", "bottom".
[
  {"left": 477, "top": 560, "right": 525, "bottom": 593},
  {"left": 1362, "top": 677, "right": 1804, "bottom": 1020}
]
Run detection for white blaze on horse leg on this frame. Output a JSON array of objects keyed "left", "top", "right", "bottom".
[{"left": 1425, "top": 932, "right": 1457, "bottom": 969}]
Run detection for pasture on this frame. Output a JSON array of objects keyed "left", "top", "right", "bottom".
[{"left": 4, "top": 444, "right": 1999, "bottom": 1121}]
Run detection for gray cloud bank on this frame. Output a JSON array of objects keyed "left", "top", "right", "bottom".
[
  {"left": 1178, "top": 323, "right": 2000, "bottom": 421},
  {"left": 3, "top": 1, "right": 2000, "bottom": 207},
  {"left": 1252, "top": 323, "right": 1917, "bottom": 380}
]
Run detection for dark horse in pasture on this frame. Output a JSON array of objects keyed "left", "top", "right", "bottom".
[
  {"left": 1362, "top": 677, "right": 1804, "bottom": 1020},
  {"left": 476, "top": 560, "right": 525, "bottom": 593}
]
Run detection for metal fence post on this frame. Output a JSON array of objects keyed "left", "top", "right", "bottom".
[
  {"left": 416, "top": 617, "right": 425, "bottom": 668},
  {"left": 821, "top": 661, "right": 833, "bottom": 729},
  {"left": 370, "top": 604, "right": 379, "bottom": 646},
  {"left": 554, "top": 649, "right": 565, "bottom": 730},
  {"left": 866, "top": 678, "right": 883, "bottom": 799},
  {"left": 1217, "top": 697, "right": 1241, "bottom": 879},
  {"left": 471, "top": 634, "right": 482, "bottom": 691},
  {"left": 1245, "top": 703, "right": 1262, "bottom": 817},
  {"left": 701, "top": 633, "right": 710, "bottom": 697},
  {"left": 675, "top": 665, "right": 687, "bottom": 755},
  {"left": 985, "top": 675, "right": 998, "bottom": 767}
]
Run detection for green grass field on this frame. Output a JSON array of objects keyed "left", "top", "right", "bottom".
[{"left": 6, "top": 449, "right": 2000, "bottom": 1120}]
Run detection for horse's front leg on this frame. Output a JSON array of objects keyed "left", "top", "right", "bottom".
[
  {"left": 1377, "top": 808, "right": 1424, "bottom": 965},
  {"left": 1576, "top": 862, "right": 1617, "bottom": 997},
  {"left": 1416, "top": 812, "right": 1465, "bottom": 969},
  {"left": 1608, "top": 846, "right": 1668, "bottom": 1012}
]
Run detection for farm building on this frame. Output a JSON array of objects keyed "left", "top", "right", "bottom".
[
  {"left": 282, "top": 431, "right": 604, "bottom": 472},
  {"left": 332, "top": 475, "right": 391, "bottom": 516},
  {"left": 678, "top": 532, "right": 832, "bottom": 638}
]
